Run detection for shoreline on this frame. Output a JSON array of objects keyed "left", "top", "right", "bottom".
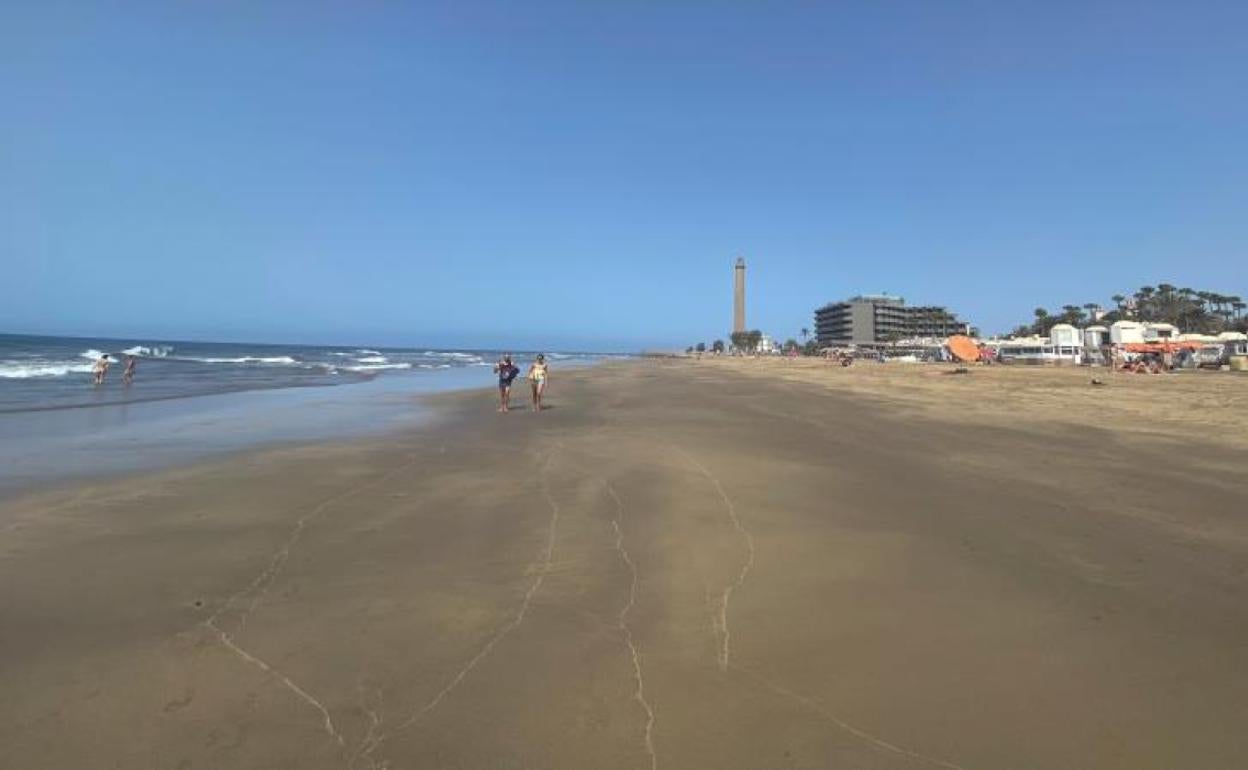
[
  {"left": 0, "top": 360, "right": 615, "bottom": 500},
  {"left": 3, "top": 359, "right": 1247, "bottom": 768}
]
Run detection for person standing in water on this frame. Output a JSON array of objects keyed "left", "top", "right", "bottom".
[
  {"left": 527, "top": 353, "right": 549, "bottom": 411},
  {"left": 493, "top": 354, "right": 519, "bottom": 412},
  {"left": 122, "top": 355, "right": 137, "bottom": 386},
  {"left": 92, "top": 354, "right": 111, "bottom": 386}
]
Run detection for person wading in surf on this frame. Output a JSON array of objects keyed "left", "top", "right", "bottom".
[
  {"left": 92, "top": 354, "right": 110, "bottom": 386},
  {"left": 122, "top": 355, "right": 137, "bottom": 386}
]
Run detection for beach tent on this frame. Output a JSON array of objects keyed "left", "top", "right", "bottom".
[{"left": 1121, "top": 341, "right": 1203, "bottom": 354}]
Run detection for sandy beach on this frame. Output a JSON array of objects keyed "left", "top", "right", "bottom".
[{"left": 3, "top": 359, "right": 1247, "bottom": 770}]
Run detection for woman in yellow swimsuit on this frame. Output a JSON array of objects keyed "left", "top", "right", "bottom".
[{"left": 528, "top": 354, "right": 549, "bottom": 411}]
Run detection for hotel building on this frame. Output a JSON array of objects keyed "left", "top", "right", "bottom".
[{"left": 814, "top": 294, "right": 970, "bottom": 348}]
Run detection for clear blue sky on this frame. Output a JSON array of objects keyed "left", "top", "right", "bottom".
[{"left": 3, "top": 1, "right": 1246, "bottom": 350}]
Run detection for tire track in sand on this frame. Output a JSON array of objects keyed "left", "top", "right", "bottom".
[
  {"left": 672, "top": 447, "right": 755, "bottom": 672},
  {"left": 363, "top": 446, "right": 564, "bottom": 765},
  {"left": 606, "top": 484, "right": 658, "bottom": 770},
  {"left": 203, "top": 454, "right": 421, "bottom": 753}
]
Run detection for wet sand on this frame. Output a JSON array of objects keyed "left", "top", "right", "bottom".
[{"left": 2, "top": 360, "right": 1247, "bottom": 769}]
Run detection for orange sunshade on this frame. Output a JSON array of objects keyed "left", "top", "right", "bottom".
[
  {"left": 1121, "top": 342, "right": 1204, "bottom": 353},
  {"left": 947, "top": 335, "right": 980, "bottom": 363}
]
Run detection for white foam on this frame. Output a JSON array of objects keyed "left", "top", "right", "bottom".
[
  {"left": 183, "top": 356, "right": 298, "bottom": 365},
  {"left": 0, "top": 361, "right": 94, "bottom": 379},
  {"left": 356, "top": 349, "right": 382, "bottom": 356},
  {"left": 121, "top": 345, "right": 174, "bottom": 357},
  {"left": 356, "top": 355, "right": 388, "bottom": 364},
  {"left": 79, "top": 349, "right": 107, "bottom": 361},
  {"left": 344, "top": 363, "right": 412, "bottom": 372}
]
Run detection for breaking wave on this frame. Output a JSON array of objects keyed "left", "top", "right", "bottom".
[
  {"left": 181, "top": 356, "right": 299, "bottom": 365},
  {"left": 0, "top": 361, "right": 95, "bottom": 379},
  {"left": 343, "top": 362, "right": 413, "bottom": 372},
  {"left": 121, "top": 345, "right": 174, "bottom": 357}
]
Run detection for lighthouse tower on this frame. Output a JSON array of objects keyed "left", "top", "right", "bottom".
[{"left": 733, "top": 257, "right": 746, "bottom": 333}]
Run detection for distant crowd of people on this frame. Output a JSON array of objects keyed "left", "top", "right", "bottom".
[{"left": 92, "top": 353, "right": 137, "bottom": 387}]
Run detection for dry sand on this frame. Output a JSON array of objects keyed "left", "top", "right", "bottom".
[
  {"left": 2, "top": 360, "right": 1247, "bottom": 770},
  {"left": 705, "top": 355, "right": 1248, "bottom": 451}
]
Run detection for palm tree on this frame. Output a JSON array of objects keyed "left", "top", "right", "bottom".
[
  {"left": 1196, "top": 291, "right": 1213, "bottom": 314},
  {"left": 1111, "top": 294, "right": 1126, "bottom": 312},
  {"left": 1209, "top": 293, "right": 1229, "bottom": 324},
  {"left": 1032, "top": 307, "right": 1048, "bottom": 332},
  {"left": 1153, "top": 284, "right": 1178, "bottom": 323},
  {"left": 1220, "top": 295, "right": 1242, "bottom": 323},
  {"left": 800, "top": 327, "right": 809, "bottom": 343},
  {"left": 747, "top": 329, "right": 763, "bottom": 353},
  {"left": 1135, "top": 286, "right": 1156, "bottom": 320}
]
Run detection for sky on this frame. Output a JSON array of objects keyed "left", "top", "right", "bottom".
[{"left": 2, "top": 1, "right": 1246, "bottom": 350}]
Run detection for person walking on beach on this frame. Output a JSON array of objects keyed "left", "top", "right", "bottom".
[
  {"left": 92, "top": 353, "right": 110, "bottom": 386},
  {"left": 528, "top": 354, "right": 549, "bottom": 411},
  {"left": 122, "top": 354, "right": 137, "bottom": 386},
  {"left": 494, "top": 354, "right": 519, "bottom": 412}
]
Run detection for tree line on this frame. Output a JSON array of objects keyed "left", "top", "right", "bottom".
[
  {"left": 1014, "top": 284, "right": 1247, "bottom": 338},
  {"left": 684, "top": 331, "right": 761, "bottom": 354},
  {"left": 686, "top": 329, "right": 823, "bottom": 356}
]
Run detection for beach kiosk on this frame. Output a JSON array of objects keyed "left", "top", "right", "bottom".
[
  {"left": 1048, "top": 324, "right": 1084, "bottom": 364},
  {"left": 1110, "top": 320, "right": 1145, "bottom": 345},
  {"left": 1083, "top": 325, "right": 1109, "bottom": 365},
  {"left": 1143, "top": 323, "right": 1180, "bottom": 342},
  {"left": 1084, "top": 325, "right": 1109, "bottom": 349}
]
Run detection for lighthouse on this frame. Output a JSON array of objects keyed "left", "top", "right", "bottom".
[{"left": 733, "top": 257, "right": 746, "bottom": 333}]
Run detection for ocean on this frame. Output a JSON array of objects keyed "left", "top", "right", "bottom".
[
  {"left": 0, "top": 333, "right": 609, "bottom": 413},
  {"left": 0, "top": 334, "right": 618, "bottom": 494}
]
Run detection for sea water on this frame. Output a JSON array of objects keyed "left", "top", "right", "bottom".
[
  {"left": 0, "top": 333, "right": 603, "bottom": 412},
  {"left": 0, "top": 334, "right": 616, "bottom": 495}
]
